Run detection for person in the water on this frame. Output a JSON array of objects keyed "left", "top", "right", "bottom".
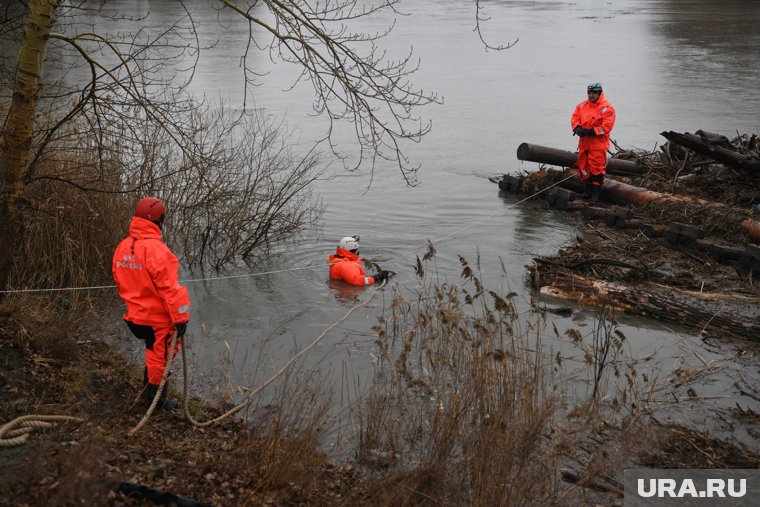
[{"left": 327, "top": 235, "right": 390, "bottom": 286}]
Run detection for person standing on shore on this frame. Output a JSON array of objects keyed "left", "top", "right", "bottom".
[
  {"left": 113, "top": 197, "right": 190, "bottom": 410},
  {"left": 571, "top": 82, "right": 616, "bottom": 202}
]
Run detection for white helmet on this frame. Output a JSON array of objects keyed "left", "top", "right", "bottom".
[{"left": 338, "top": 235, "right": 360, "bottom": 252}]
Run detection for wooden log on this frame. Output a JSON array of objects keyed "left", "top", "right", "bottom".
[
  {"left": 546, "top": 188, "right": 584, "bottom": 211},
  {"left": 739, "top": 244, "right": 760, "bottom": 271},
  {"left": 603, "top": 207, "right": 632, "bottom": 229},
  {"left": 643, "top": 223, "right": 667, "bottom": 237},
  {"left": 516, "top": 143, "right": 644, "bottom": 176},
  {"left": 661, "top": 131, "right": 760, "bottom": 171},
  {"left": 532, "top": 268, "right": 760, "bottom": 341},
  {"left": 546, "top": 170, "right": 760, "bottom": 244},
  {"left": 694, "top": 239, "right": 749, "bottom": 263},
  {"left": 498, "top": 174, "right": 523, "bottom": 193},
  {"left": 582, "top": 206, "right": 608, "bottom": 219},
  {"left": 665, "top": 222, "right": 705, "bottom": 248}
]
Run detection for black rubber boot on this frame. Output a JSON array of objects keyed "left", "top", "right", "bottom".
[
  {"left": 590, "top": 186, "right": 601, "bottom": 204},
  {"left": 579, "top": 182, "right": 592, "bottom": 199},
  {"left": 157, "top": 381, "right": 179, "bottom": 411},
  {"left": 141, "top": 377, "right": 178, "bottom": 411}
]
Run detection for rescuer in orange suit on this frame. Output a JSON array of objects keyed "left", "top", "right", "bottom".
[
  {"left": 113, "top": 197, "right": 191, "bottom": 410},
  {"left": 327, "top": 235, "right": 390, "bottom": 286},
  {"left": 571, "top": 82, "right": 616, "bottom": 202}
]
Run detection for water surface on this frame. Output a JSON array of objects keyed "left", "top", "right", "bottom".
[{"left": 95, "top": 0, "right": 760, "bottom": 446}]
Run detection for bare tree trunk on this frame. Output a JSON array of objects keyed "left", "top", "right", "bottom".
[{"left": 0, "top": 0, "right": 57, "bottom": 293}]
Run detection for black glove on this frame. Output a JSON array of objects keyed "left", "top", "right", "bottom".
[
  {"left": 573, "top": 125, "right": 584, "bottom": 136},
  {"left": 175, "top": 322, "right": 187, "bottom": 338},
  {"left": 583, "top": 127, "right": 596, "bottom": 136},
  {"left": 374, "top": 270, "right": 390, "bottom": 284}
]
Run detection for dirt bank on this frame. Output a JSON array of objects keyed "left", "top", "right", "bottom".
[{"left": 3, "top": 296, "right": 760, "bottom": 505}]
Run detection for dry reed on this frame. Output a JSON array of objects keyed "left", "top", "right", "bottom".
[{"left": 355, "top": 247, "right": 560, "bottom": 505}]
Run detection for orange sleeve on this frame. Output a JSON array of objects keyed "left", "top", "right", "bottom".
[
  {"left": 597, "top": 104, "right": 616, "bottom": 136},
  {"left": 335, "top": 262, "right": 374, "bottom": 286},
  {"left": 571, "top": 103, "right": 583, "bottom": 129}
]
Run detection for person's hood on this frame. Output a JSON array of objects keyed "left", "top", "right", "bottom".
[
  {"left": 128, "top": 216, "right": 162, "bottom": 240},
  {"left": 593, "top": 91, "right": 610, "bottom": 107},
  {"left": 327, "top": 247, "right": 362, "bottom": 264}
]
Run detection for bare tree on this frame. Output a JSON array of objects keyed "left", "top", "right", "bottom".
[
  {"left": 0, "top": 0, "right": 440, "bottom": 291},
  {"left": 220, "top": 0, "right": 440, "bottom": 183}
]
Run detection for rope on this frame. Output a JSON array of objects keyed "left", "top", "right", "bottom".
[
  {"left": 126, "top": 279, "right": 387, "bottom": 433},
  {"left": 0, "top": 265, "right": 320, "bottom": 295},
  {"left": 128, "top": 331, "right": 181, "bottom": 435},
  {"left": 0, "top": 170, "right": 573, "bottom": 296},
  {"left": 182, "top": 278, "right": 386, "bottom": 427},
  {"left": 0, "top": 415, "right": 84, "bottom": 447},
  {"left": 428, "top": 172, "right": 576, "bottom": 246}
]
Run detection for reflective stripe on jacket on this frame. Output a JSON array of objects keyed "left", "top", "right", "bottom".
[
  {"left": 571, "top": 91, "right": 616, "bottom": 151},
  {"left": 327, "top": 248, "right": 376, "bottom": 286},
  {"left": 113, "top": 217, "right": 191, "bottom": 326}
]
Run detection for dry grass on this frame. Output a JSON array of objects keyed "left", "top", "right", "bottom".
[
  {"left": 0, "top": 301, "right": 346, "bottom": 506},
  {"left": 4, "top": 251, "right": 757, "bottom": 504},
  {"left": 355, "top": 247, "right": 561, "bottom": 505},
  {"left": 7, "top": 145, "right": 131, "bottom": 309}
]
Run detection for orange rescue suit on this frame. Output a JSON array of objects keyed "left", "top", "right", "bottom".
[
  {"left": 113, "top": 217, "right": 190, "bottom": 325},
  {"left": 571, "top": 91, "right": 616, "bottom": 180},
  {"left": 113, "top": 217, "right": 191, "bottom": 384},
  {"left": 327, "top": 248, "right": 377, "bottom": 286}
]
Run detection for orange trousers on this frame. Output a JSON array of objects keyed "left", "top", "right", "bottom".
[
  {"left": 126, "top": 321, "right": 181, "bottom": 384},
  {"left": 576, "top": 149, "right": 607, "bottom": 186}
]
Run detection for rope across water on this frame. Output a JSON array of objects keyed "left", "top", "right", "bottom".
[
  {"left": 0, "top": 172, "right": 574, "bottom": 296},
  {"left": 4, "top": 171, "right": 573, "bottom": 438},
  {"left": 129, "top": 278, "right": 387, "bottom": 433}
]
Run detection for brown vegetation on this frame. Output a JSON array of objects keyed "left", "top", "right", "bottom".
[
  {"left": 2, "top": 268, "right": 759, "bottom": 504},
  {"left": 0, "top": 297, "right": 352, "bottom": 506}
]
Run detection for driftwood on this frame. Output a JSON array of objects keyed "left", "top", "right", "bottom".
[
  {"left": 661, "top": 131, "right": 760, "bottom": 172},
  {"left": 531, "top": 266, "right": 760, "bottom": 341},
  {"left": 534, "top": 256, "right": 648, "bottom": 274},
  {"left": 542, "top": 169, "right": 760, "bottom": 244},
  {"left": 516, "top": 143, "right": 644, "bottom": 176}
]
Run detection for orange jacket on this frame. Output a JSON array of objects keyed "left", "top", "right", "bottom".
[
  {"left": 327, "top": 248, "right": 376, "bottom": 286},
  {"left": 113, "top": 217, "right": 191, "bottom": 326},
  {"left": 571, "top": 91, "right": 616, "bottom": 151}
]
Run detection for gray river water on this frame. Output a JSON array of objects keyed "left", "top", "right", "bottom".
[{"left": 90, "top": 0, "right": 760, "bottom": 446}]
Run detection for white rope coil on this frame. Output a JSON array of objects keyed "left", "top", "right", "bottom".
[{"left": 0, "top": 415, "right": 84, "bottom": 447}]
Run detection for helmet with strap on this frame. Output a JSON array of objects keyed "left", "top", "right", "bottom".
[
  {"left": 338, "top": 235, "right": 360, "bottom": 253},
  {"left": 135, "top": 197, "right": 166, "bottom": 223}
]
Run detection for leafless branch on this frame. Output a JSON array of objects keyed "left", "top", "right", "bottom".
[{"left": 475, "top": 0, "right": 518, "bottom": 52}]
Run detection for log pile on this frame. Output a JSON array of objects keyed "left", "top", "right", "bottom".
[{"left": 503, "top": 130, "right": 760, "bottom": 341}]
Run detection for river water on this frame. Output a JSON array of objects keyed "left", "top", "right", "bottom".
[{"left": 92, "top": 0, "right": 760, "bottom": 445}]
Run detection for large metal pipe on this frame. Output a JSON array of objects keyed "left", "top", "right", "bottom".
[{"left": 516, "top": 142, "right": 643, "bottom": 175}]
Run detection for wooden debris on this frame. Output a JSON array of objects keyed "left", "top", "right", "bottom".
[
  {"left": 661, "top": 130, "right": 760, "bottom": 172},
  {"left": 502, "top": 129, "right": 760, "bottom": 341}
]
